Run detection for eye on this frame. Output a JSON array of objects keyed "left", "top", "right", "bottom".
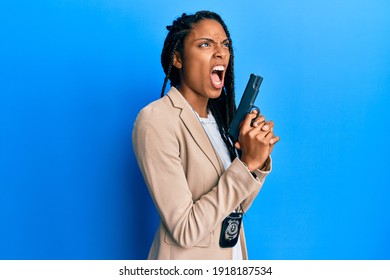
[
  {"left": 223, "top": 41, "right": 230, "bottom": 48},
  {"left": 199, "top": 42, "right": 210, "bottom": 48}
]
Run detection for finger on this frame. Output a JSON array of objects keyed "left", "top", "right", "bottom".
[
  {"left": 241, "top": 111, "right": 260, "bottom": 134},
  {"left": 248, "top": 123, "right": 271, "bottom": 139},
  {"left": 255, "top": 130, "right": 274, "bottom": 145},
  {"left": 269, "top": 136, "right": 279, "bottom": 154},
  {"left": 261, "top": 123, "right": 270, "bottom": 131},
  {"left": 261, "top": 121, "right": 274, "bottom": 131},
  {"left": 251, "top": 115, "right": 266, "bottom": 127},
  {"left": 234, "top": 142, "right": 241, "bottom": 149},
  {"left": 252, "top": 120, "right": 265, "bottom": 128},
  {"left": 254, "top": 114, "right": 265, "bottom": 121},
  {"left": 264, "top": 131, "right": 275, "bottom": 142},
  {"left": 269, "top": 136, "right": 280, "bottom": 145},
  {"left": 251, "top": 121, "right": 274, "bottom": 137}
]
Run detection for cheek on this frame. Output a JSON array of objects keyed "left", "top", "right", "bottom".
[
  {"left": 183, "top": 59, "right": 204, "bottom": 81},
  {"left": 181, "top": 50, "right": 211, "bottom": 85}
]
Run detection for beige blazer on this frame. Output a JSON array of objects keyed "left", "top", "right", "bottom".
[{"left": 132, "top": 87, "right": 271, "bottom": 260}]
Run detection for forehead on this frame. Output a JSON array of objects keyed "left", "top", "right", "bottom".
[{"left": 187, "top": 19, "right": 228, "bottom": 39}]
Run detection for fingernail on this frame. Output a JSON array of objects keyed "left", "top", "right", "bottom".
[
  {"left": 270, "top": 139, "right": 274, "bottom": 144},
  {"left": 262, "top": 125, "right": 269, "bottom": 130}
]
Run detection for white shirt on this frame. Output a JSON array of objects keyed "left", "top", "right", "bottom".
[{"left": 196, "top": 110, "right": 243, "bottom": 260}]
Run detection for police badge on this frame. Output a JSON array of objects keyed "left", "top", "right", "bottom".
[{"left": 219, "top": 212, "right": 243, "bottom": 248}]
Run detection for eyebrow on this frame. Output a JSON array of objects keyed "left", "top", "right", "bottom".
[{"left": 194, "top": 38, "right": 230, "bottom": 43}]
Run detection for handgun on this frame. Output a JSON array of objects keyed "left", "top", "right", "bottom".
[{"left": 228, "top": 73, "right": 263, "bottom": 143}]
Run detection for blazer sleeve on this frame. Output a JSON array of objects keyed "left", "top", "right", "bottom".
[
  {"left": 132, "top": 106, "right": 269, "bottom": 248},
  {"left": 239, "top": 157, "right": 272, "bottom": 212}
]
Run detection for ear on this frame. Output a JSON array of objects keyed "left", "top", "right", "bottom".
[{"left": 173, "top": 51, "right": 182, "bottom": 69}]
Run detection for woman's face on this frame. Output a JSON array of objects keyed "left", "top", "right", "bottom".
[{"left": 174, "top": 19, "right": 230, "bottom": 103}]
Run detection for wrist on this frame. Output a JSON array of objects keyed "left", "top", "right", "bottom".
[
  {"left": 240, "top": 161, "right": 258, "bottom": 179},
  {"left": 240, "top": 158, "right": 255, "bottom": 172}
]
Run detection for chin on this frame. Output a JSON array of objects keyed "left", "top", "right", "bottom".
[
  {"left": 212, "top": 85, "right": 225, "bottom": 97},
  {"left": 208, "top": 89, "right": 223, "bottom": 100}
]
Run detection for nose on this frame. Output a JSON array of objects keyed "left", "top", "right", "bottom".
[{"left": 214, "top": 44, "right": 229, "bottom": 59}]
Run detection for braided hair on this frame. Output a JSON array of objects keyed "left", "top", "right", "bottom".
[{"left": 160, "top": 11, "right": 238, "bottom": 161}]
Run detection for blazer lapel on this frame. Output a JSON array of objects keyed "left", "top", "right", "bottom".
[{"left": 167, "top": 87, "right": 223, "bottom": 177}]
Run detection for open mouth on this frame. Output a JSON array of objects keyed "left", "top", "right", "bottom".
[{"left": 210, "top": 65, "right": 225, "bottom": 88}]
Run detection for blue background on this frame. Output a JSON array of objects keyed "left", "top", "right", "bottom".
[{"left": 1, "top": 0, "right": 389, "bottom": 259}]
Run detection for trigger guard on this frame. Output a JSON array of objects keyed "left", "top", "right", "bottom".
[
  {"left": 250, "top": 106, "right": 260, "bottom": 117},
  {"left": 250, "top": 106, "right": 261, "bottom": 127}
]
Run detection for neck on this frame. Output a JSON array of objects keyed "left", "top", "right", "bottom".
[
  {"left": 189, "top": 100, "right": 208, "bottom": 118},
  {"left": 178, "top": 88, "right": 209, "bottom": 118}
]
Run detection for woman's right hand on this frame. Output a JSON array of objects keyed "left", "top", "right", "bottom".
[{"left": 234, "top": 110, "right": 280, "bottom": 171}]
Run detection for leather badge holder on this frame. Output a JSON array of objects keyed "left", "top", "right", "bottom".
[{"left": 219, "top": 212, "right": 242, "bottom": 248}]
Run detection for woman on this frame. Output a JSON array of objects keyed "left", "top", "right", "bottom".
[{"left": 132, "top": 11, "right": 279, "bottom": 260}]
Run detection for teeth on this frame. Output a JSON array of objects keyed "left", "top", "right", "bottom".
[{"left": 212, "top": 65, "right": 225, "bottom": 71}]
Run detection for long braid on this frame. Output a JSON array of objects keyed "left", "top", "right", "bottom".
[
  {"left": 210, "top": 99, "right": 244, "bottom": 214},
  {"left": 209, "top": 100, "right": 237, "bottom": 161},
  {"left": 161, "top": 40, "right": 180, "bottom": 97}
]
